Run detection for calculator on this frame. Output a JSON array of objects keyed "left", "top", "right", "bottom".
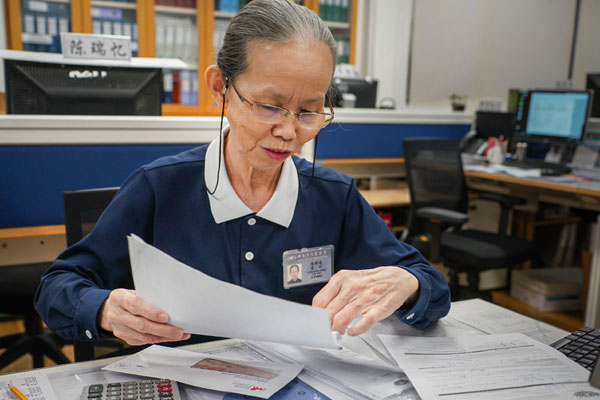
[{"left": 80, "top": 379, "right": 181, "bottom": 400}]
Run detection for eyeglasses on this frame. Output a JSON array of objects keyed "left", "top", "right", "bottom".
[{"left": 228, "top": 80, "right": 334, "bottom": 129}]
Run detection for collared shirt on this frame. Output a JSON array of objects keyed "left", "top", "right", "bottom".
[
  {"left": 205, "top": 129, "right": 298, "bottom": 227},
  {"left": 35, "top": 138, "right": 451, "bottom": 342}
]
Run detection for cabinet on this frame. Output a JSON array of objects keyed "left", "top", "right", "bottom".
[{"left": 4, "top": 0, "right": 357, "bottom": 116}]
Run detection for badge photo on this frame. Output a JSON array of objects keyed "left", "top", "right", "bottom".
[{"left": 282, "top": 245, "right": 334, "bottom": 290}]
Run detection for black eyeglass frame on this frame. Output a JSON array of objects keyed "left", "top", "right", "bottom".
[{"left": 228, "top": 79, "right": 335, "bottom": 128}]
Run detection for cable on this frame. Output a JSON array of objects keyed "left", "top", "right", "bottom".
[
  {"left": 299, "top": 133, "right": 318, "bottom": 189},
  {"left": 206, "top": 86, "right": 227, "bottom": 195}
]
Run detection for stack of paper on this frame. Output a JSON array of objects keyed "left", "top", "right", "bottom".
[
  {"left": 103, "top": 345, "right": 304, "bottom": 399},
  {"left": 379, "top": 333, "right": 590, "bottom": 399}
]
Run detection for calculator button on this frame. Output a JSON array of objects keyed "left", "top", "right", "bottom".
[
  {"left": 159, "top": 393, "right": 174, "bottom": 398},
  {"left": 106, "top": 396, "right": 121, "bottom": 400},
  {"left": 141, "top": 395, "right": 155, "bottom": 400},
  {"left": 88, "top": 385, "right": 104, "bottom": 393},
  {"left": 87, "top": 394, "right": 102, "bottom": 399},
  {"left": 107, "top": 383, "right": 122, "bottom": 388},
  {"left": 124, "top": 394, "right": 139, "bottom": 400}
]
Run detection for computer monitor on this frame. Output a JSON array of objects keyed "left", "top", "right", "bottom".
[
  {"left": 333, "top": 77, "right": 378, "bottom": 108},
  {"left": 587, "top": 74, "right": 600, "bottom": 118},
  {"left": 514, "top": 89, "right": 593, "bottom": 143},
  {"left": 4, "top": 59, "right": 162, "bottom": 115}
]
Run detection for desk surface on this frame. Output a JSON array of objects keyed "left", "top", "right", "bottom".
[
  {"left": 0, "top": 299, "right": 568, "bottom": 399},
  {"left": 359, "top": 188, "right": 410, "bottom": 208},
  {"left": 465, "top": 169, "right": 600, "bottom": 199}
]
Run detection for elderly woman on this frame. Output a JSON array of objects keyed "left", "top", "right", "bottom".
[{"left": 35, "top": 0, "right": 450, "bottom": 347}]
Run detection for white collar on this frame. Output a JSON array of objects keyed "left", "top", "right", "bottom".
[{"left": 205, "top": 129, "right": 299, "bottom": 228}]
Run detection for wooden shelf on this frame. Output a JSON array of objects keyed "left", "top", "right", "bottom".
[
  {"left": 155, "top": 5, "right": 196, "bottom": 16},
  {"left": 325, "top": 21, "right": 350, "bottom": 30},
  {"left": 91, "top": 0, "right": 137, "bottom": 10},
  {"left": 491, "top": 290, "right": 584, "bottom": 332},
  {"left": 161, "top": 104, "right": 202, "bottom": 116},
  {"left": 213, "top": 11, "right": 236, "bottom": 19}
]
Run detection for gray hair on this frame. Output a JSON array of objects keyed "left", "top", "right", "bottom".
[{"left": 217, "top": 0, "right": 337, "bottom": 84}]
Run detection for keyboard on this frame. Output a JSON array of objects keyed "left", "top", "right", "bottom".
[
  {"left": 503, "top": 158, "right": 572, "bottom": 176},
  {"left": 551, "top": 327, "right": 600, "bottom": 371}
]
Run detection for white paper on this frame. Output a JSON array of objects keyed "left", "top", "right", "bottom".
[
  {"left": 0, "top": 375, "right": 57, "bottom": 400},
  {"left": 434, "top": 382, "right": 600, "bottom": 399},
  {"left": 358, "top": 313, "right": 485, "bottom": 366},
  {"left": 102, "top": 345, "right": 304, "bottom": 399},
  {"left": 464, "top": 163, "right": 542, "bottom": 178},
  {"left": 379, "top": 333, "right": 589, "bottom": 399},
  {"left": 255, "top": 340, "right": 411, "bottom": 400},
  {"left": 128, "top": 234, "right": 339, "bottom": 349},
  {"left": 449, "top": 298, "right": 567, "bottom": 345}
]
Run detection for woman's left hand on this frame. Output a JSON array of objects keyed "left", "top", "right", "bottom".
[{"left": 312, "top": 267, "right": 419, "bottom": 336}]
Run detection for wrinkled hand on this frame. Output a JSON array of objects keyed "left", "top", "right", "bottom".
[
  {"left": 312, "top": 267, "right": 419, "bottom": 336},
  {"left": 99, "top": 289, "right": 190, "bottom": 345}
]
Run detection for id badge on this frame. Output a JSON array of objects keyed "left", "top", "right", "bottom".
[{"left": 282, "top": 245, "right": 334, "bottom": 289}]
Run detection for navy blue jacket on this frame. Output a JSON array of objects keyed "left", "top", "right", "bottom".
[{"left": 34, "top": 145, "right": 450, "bottom": 342}]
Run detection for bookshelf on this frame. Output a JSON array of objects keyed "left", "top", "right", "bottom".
[{"left": 3, "top": 0, "right": 358, "bottom": 115}]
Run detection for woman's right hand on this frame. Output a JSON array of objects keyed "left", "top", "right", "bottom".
[{"left": 99, "top": 289, "right": 190, "bottom": 345}]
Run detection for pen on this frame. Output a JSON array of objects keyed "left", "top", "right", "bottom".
[{"left": 8, "top": 385, "right": 29, "bottom": 400}]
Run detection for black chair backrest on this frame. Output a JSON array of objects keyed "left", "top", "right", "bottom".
[
  {"left": 63, "top": 187, "right": 119, "bottom": 246},
  {"left": 403, "top": 138, "right": 468, "bottom": 236}
]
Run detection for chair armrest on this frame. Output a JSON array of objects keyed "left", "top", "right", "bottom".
[
  {"left": 475, "top": 192, "right": 526, "bottom": 235},
  {"left": 416, "top": 207, "right": 468, "bottom": 225},
  {"left": 477, "top": 192, "right": 526, "bottom": 209}
]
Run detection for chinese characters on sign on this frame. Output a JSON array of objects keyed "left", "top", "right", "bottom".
[{"left": 61, "top": 32, "right": 131, "bottom": 60}]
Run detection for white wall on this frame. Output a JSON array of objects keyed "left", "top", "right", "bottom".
[
  {"left": 408, "top": 0, "right": 576, "bottom": 107},
  {"left": 572, "top": 0, "right": 600, "bottom": 89},
  {"left": 365, "top": 0, "right": 413, "bottom": 108}
]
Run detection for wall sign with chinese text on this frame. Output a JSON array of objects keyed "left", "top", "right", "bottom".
[{"left": 60, "top": 32, "right": 132, "bottom": 61}]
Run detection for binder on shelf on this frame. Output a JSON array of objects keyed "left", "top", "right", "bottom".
[
  {"left": 102, "top": 20, "right": 112, "bottom": 35},
  {"left": 163, "top": 70, "right": 174, "bottom": 104},
  {"left": 192, "top": 71, "right": 198, "bottom": 106},
  {"left": 172, "top": 70, "right": 181, "bottom": 104},
  {"left": 123, "top": 22, "right": 132, "bottom": 40},
  {"left": 23, "top": 14, "right": 35, "bottom": 33},
  {"left": 175, "top": 24, "right": 185, "bottom": 61},
  {"left": 180, "top": 70, "right": 193, "bottom": 105},
  {"left": 92, "top": 20, "right": 102, "bottom": 34},
  {"left": 113, "top": 21, "right": 123, "bottom": 36}
]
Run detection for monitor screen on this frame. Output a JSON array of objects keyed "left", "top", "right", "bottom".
[
  {"left": 333, "top": 77, "right": 378, "bottom": 108},
  {"left": 515, "top": 90, "right": 592, "bottom": 142},
  {"left": 4, "top": 59, "right": 162, "bottom": 115},
  {"left": 587, "top": 74, "right": 600, "bottom": 118}
]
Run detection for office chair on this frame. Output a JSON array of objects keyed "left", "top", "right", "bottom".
[
  {"left": 63, "top": 187, "right": 126, "bottom": 362},
  {"left": 0, "top": 261, "right": 71, "bottom": 370},
  {"left": 402, "top": 138, "right": 536, "bottom": 300}
]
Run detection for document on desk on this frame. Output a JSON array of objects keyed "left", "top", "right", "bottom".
[
  {"left": 254, "top": 338, "right": 414, "bottom": 400},
  {"left": 103, "top": 345, "right": 304, "bottom": 399},
  {"left": 127, "top": 234, "right": 339, "bottom": 349},
  {"left": 0, "top": 376, "right": 57, "bottom": 400},
  {"left": 464, "top": 164, "right": 542, "bottom": 178},
  {"left": 379, "top": 333, "right": 589, "bottom": 399},
  {"left": 449, "top": 298, "right": 566, "bottom": 345},
  {"left": 358, "top": 313, "right": 485, "bottom": 367}
]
